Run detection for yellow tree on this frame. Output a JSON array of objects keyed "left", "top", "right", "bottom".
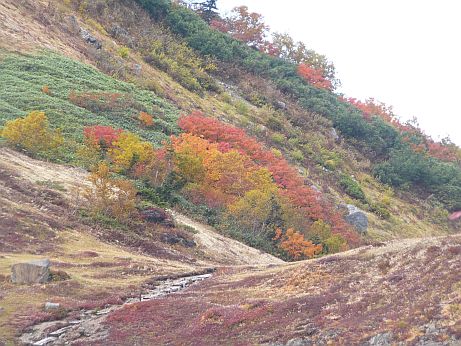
[
  {"left": 1, "top": 111, "right": 63, "bottom": 153},
  {"left": 109, "top": 131, "right": 154, "bottom": 171},
  {"left": 84, "top": 161, "right": 137, "bottom": 221}
]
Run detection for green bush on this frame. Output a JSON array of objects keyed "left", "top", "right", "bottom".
[
  {"left": 271, "top": 133, "right": 286, "bottom": 145},
  {"left": 0, "top": 52, "right": 180, "bottom": 162},
  {"left": 369, "top": 202, "right": 391, "bottom": 219},
  {"left": 291, "top": 149, "right": 304, "bottom": 162},
  {"left": 117, "top": 46, "right": 130, "bottom": 59},
  {"left": 339, "top": 174, "right": 366, "bottom": 202}
]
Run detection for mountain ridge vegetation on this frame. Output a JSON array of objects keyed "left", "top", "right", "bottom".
[{"left": 0, "top": 0, "right": 460, "bottom": 344}]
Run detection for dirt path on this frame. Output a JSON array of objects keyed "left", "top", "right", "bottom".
[{"left": 170, "top": 211, "right": 284, "bottom": 266}]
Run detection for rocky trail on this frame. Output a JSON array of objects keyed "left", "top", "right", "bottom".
[{"left": 20, "top": 270, "right": 214, "bottom": 345}]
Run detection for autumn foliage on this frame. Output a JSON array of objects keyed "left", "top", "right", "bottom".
[
  {"left": 138, "top": 112, "right": 154, "bottom": 127},
  {"left": 211, "top": 6, "right": 269, "bottom": 48},
  {"left": 274, "top": 228, "right": 322, "bottom": 259},
  {"left": 1, "top": 111, "right": 63, "bottom": 154},
  {"left": 84, "top": 125, "right": 122, "bottom": 148},
  {"left": 297, "top": 63, "right": 333, "bottom": 90},
  {"left": 84, "top": 161, "right": 137, "bottom": 221},
  {"left": 343, "top": 97, "right": 460, "bottom": 162},
  {"left": 76, "top": 113, "right": 361, "bottom": 258},
  {"left": 178, "top": 113, "right": 359, "bottom": 248}
]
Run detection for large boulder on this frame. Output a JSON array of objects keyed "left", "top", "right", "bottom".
[
  {"left": 11, "top": 259, "right": 51, "bottom": 284},
  {"left": 345, "top": 204, "right": 368, "bottom": 234}
]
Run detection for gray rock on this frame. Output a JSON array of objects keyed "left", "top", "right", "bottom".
[
  {"left": 33, "top": 337, "right": 57, "bottom": 346},
  {"left": 330, "top": 128, "right": 339, "bottom": 141},
  {"left": 274, "top": 100, "right": 287, "bottom": 110},
  {"left": 133, "top": 64, "right": 142, "bottom": 76},
  {"left": 368, "top": 332, "right": 392, "bottom": 345},
  {"left": 286, "top": 338, "right": 312, "bottom": 346},
  {"left": 11, "top": 259, "right": 50, "bottom": 284},
  {"left": 80, "top": 28, "right": 102, "bottom": 49},
  {"left": 345, "top": 204, "right": 368, "bottom": 234},
  {"left": 45, "top": 302, "right": 60, "bottom": 310},
  {"left": 49, "top": 325, "right": 73, "bottom": 337}
]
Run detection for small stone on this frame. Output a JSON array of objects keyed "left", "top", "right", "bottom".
[
  {"left": 133, "top": 64, "right": 142, "bottom": 76},
  {"left": 33, "top": 337, "right": 57, "bottom": 346},
  {"left": 49, "top": 325, "right": 73, "bottom": 337},
  {"left": 80, "top": 28, "right": 102, "bottom": 49},
  {"left": 330, "top": 128, "right": 339, "bottom": 141},
  {"left": 45, "top": 302, "right": 60, "bottom": 310},
  {"left": 274, "top": 100, "right": 287, "bottom": 110},
  {"left": 68, "top": 320, "right": 81, "bottom": 325},
  {"left": 286, "top": 338, "right": 312, "bottom": 346},
  {"left": 368, "top": 332, "right": 393, "bottom": 345}
]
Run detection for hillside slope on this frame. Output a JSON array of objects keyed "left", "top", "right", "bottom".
[
  {"left": 1, "top": 0, "right": 461, "bottom": 344},
  {"left": 0, "top": 147, "right": 281, "bottom": 343},
  {"left": 0, "top": 0, "right": 457, "bottom": 244},
  {"left": 1, "top": 147, "right": 458, "bottom": 344}
]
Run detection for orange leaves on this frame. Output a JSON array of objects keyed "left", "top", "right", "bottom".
[
  {"left": 178, "top": 113, "right": 325, "bottom": 221},
  {"left": 138, "top": 112, "right": 154, "bottom": 127},
  {"left": 177, "top": 113, "right": 364, "bottom": 250},
  {"left": 172, "top": 132, "right": 262, "bottom": 207},
  {"left": 274, "top": 228, "right": 323, "bottom": 260},
  {"left": 215, "top": 6, "right": 269, "bottom": 48},
  {"left": 42, "top": 85, "right": 50, "bottom": 95},
  {"left": 298, "top": 64, "right": 333, "bottom": 91}
]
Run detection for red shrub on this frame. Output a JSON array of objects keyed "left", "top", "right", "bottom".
[
  {"left": 298, "top": 64, "right": 333, "bottom": 90},
  {"left": 83, "top": 125, "right": 122, "bottom": 148},
  {"left": 178, "top": 113, "right": 358, "bottom": 245}
]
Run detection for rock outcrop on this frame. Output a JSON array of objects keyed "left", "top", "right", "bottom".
[
  {"left": 11, "top": 259, "right": 51, "bottom": 284},
  {"left": 345, "top": 204, "right": 368, "bottom": 234}
]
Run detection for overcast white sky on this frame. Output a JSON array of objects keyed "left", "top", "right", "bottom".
[{"left": 218, "top": 0, "right": 461, "bottom": 145}]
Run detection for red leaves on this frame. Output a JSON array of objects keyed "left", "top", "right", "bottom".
[
  {"left": 178, "top": 113, "right": 354, "bottom": 241},
  {"left": 83, "top": 125, "right": 122, "bottom": 148},
  {"left": 298, "top": 64, "right": 333, "bottom": 90},
  {"left": 341, "top": 97, "right": 460, "bottom": 163},
  {"left": 342, "top": 97, "right": 394, "bottom": 122}
]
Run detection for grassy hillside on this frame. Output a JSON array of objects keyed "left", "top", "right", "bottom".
[{"left": 0, "top": 52, "right": 179, "bottom": 157}]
